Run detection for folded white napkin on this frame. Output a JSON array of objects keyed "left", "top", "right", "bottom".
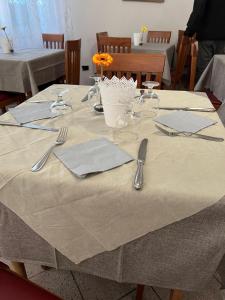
[
  {"left": 154, "top": 111, "right": 216, "bottom": 133},
  {"left": 9, "top": 102, "right": 56, "bottom": 124},
  {"left": 54, "top": 138, "right": 134, "bottom": 178}
]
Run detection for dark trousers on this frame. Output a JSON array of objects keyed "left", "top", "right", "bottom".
[{"left": 197, "top": 40, "right": 225, "bottom": 80}]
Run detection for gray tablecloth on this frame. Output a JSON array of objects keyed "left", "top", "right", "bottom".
[
  {"left": 132, "top": 43, "right": 175, "bottom": 86},
  {"left": 0, "top": 49, "right": 65, "bottom": 95},
  {"left": 0, "top": 196, "right": 225, "bottom": 292},
  {"left": 195, "top": 55, "right": 225, "bottom": 102}
]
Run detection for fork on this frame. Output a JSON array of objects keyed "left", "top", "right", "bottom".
[
  {"left": 31, "top": 127, "right": 68, "bottom": 172},
  {"left": 156, "top": 125, "right": 224, "bottom": 142}
]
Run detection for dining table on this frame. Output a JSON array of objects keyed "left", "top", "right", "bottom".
[
  {"left": 195, "top": 54, "right": 225, "bottom": 102},
  {"left": 0, "top": 48, "right": 65, "bottom": 96},
  {"left": 132, "top": 42, "right": 175, "bottom": 86},
  {"left": 0, "top": 85, "right": 225, "bottom": 298}
]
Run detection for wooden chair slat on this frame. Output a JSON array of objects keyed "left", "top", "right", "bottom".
[
  {"left": 42, "top": 33, "right": 64, "bottom": 49},
  {"left": 147, "top": 31, "right": 171, "bottom": 44},
  {"left": 65, "top": 39, "right": 81, "bottom": 85}
]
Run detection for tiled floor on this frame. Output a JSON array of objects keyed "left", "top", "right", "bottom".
[{"left": 24, "top": 263, "right": 225, "bottom": 300}]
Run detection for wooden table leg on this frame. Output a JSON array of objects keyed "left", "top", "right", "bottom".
[
  {"left": 136, "top": 284, "right": 145, "bottom": 300},
  {"left": 10, "top": 261, "right": 27, "bottom": 279},
  {"left": 169, "top": 289, "right": 183, "bottom": 300}
]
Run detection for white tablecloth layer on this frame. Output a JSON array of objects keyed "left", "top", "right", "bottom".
[
  {"left": 0, "top": 86, "right": 225, "bottom": 264},
  {"left": 0, "top": 49, "right": 65, "bottom": 95}
]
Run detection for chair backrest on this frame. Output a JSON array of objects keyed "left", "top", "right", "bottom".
[
  {"left": 172, "top": 35, "right": 191, "bottom": 89},
  {"left": 99, "top": 53, "right": 165, "bottom": 88},
  {"left": 65, "top": 39, "right": 81, "bottom": 85},
  {"left": 42, "top": 33, "right": 64, "bottom": 49},
  {"left": 176, "top": 30, "right": 185, "bottom": 53},
  {"left": 147, "top": 31, "right": 171, "bottom": 44},
  {"left": 96, "top": 31, "right": 108, "bottom": 52},
  {"left": 98, "top": 36, "right": 131, "bottom": 53},
  {"left": 189, "top": 42, "right": 198, "bottom": 91}
]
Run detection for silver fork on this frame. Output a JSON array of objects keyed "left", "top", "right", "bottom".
[
  {"left": 31, "top": 127, "right": 68, "bottom": 172},
  {"left": 156, "top": 125, "right": 224, "bottom": 142}
]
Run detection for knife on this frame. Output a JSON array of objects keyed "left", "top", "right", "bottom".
[
  {"left": 0, "top": 121, "right": 59, "bottom": 132},
  {"left": 157, "top": 107, "right": 216, "bottom": 112},
  {"left": 133, "top": 138, "right": 148, "bottom": 190}
]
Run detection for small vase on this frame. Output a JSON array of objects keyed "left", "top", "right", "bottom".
[{"left": 89, "top": 76, "right": 104, "bottom": 113}]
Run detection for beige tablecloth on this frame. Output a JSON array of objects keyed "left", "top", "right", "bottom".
[
  {"left": 0, "top": 49, "right": 65, "bottom": 95},
  {"left": 195, "top": 55, "right": 225, "bottom": 102},
  {"left": 132, "top": 43, "right": 175, "bottom": 86},
  {"left": 0, "top": 86, "right": 225, "bottom": 267}
]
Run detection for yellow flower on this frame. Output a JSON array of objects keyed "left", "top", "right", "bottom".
[
  {"left": 92, "top": 53, "right": 113, "bottom": 67},
  {"left": 141, "top": 25, "right": 148, "bottom": 33}
]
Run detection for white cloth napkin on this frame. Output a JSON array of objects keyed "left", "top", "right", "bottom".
[
  {"left": 154, "top": 111, "right": 217, "bottom": 133},
  {"left": 9, "top": 102, "right": 56, "bottom": 124},
  {"left": 54, "top": 138, "right": 134, "bottom": 178}
]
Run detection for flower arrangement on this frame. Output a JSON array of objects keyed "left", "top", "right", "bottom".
[
  {"left": 0, "top": 26, "right": 14, "bottom": 53},
  {"left": 92, "top": 53, "right": 113, "bottom": 78},
  {"left": 140, "top": 25, "right": 148, "bottom": 45},
  {"left": 92, "top": 53, "right": 113, "bottom": 112},
  {"left": 141, "top": 25, "right": 148, "bottom": 33}
]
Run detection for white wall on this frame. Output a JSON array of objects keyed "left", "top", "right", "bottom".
[{"left": 65, "top": 0, "right": 194, "bottom": 84}]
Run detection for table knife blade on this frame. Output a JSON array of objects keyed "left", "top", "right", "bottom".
[
  {"left": 0, "top": 121, "right": 58, "bottom": 132},
  {"left": 133, "top": 138, "right": 148, "bottom": 190},
  {"left": 157, "top": 107, "right": 216, "bottom": 112}
]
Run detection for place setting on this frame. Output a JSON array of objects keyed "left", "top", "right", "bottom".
[{"left": 154, "top": 109, "right": 224, "bottom": 142}]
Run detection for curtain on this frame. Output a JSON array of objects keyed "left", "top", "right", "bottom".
[{"left": 0, "top": 0, "right": 65, "bottom": 49}]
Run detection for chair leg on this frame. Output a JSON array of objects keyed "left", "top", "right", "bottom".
[
  {"left": 136, "top": 284, "right": 145, "bottom": 300},
  {"left": 169, "top": 289, "right": 183, "bottom": 300},
  {"left": 10, "top": 261, "right": 27, "bottom": 279}
]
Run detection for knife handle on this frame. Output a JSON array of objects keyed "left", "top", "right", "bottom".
[{"left": 134, "top": 161, "right": 144, "bottom": 190}]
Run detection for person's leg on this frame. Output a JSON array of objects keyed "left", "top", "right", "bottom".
[{"left": 196, "top": 40, "right": 214, "bottom": 81}]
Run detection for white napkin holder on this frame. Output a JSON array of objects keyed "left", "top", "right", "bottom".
[{"left": 99, "top": 76, "right": 137, "bottom": 128}]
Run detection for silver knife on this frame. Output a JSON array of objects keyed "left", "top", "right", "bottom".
[
  {"left": 0, "top": 121, "right": 59, "bottom": 132},
  {"left": 133, "top": 138, "right": 148, "bottom": 190},
  {"left": 157, "top": 107, "right": 216, "bottom": 112}
]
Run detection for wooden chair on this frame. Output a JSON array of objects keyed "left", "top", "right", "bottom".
[
  {"left": 0, "top": 92, "right": 25, "bottom": 114},
  {"left": 42, "top": 33, "right": 64, "bottom": 49},
  {"left": 0, "top": 261, "right": 62, "bottom": 300},
  {"left": 176, "top": 30, "right": 185, "bottom": 54},
  {"left": 96, "top": 31, "right": 108, "bottom": 52},
  {"left": 172, "top": 35, "right": 191, "bottom": 89},
  {"left": 189, "top": 41, "right": 198, "bottom": 91},
  {"left": 98, "top": 36, "right": 131, "bottom": 53},
  {"left": 65, "top": 39, "right": 81, "bottom": 85},
  {"left": 147, "top": 31, "right": 172, "bottom": 43},
  {"left": 136, "top": 285, "right": 182, "bottom": 300},
  {"left": 99, "top": 53, "right": 165, "bottom": 88}
]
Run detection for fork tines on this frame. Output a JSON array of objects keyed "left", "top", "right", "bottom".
[{"left": 57, "top": 127, "right": 68, "bottom": 142}]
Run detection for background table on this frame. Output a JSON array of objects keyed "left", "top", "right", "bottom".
[
  {"left": 0, "top": 87, "right": 225, "bottom": 292},
  {"left": 132, "top": 43, "right": 175, "bottom": 86},
  {"left": 0, "top": 49, "right": 65, "bottom": 95},
  {"left": 195, "top": 55, "right": 225, "bottom": 102}
]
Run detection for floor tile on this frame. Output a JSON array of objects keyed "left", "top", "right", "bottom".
[{"left": 31, "top": 269, "right": 82, "bottom": 300}]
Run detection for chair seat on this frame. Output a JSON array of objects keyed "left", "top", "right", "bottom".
[
  {"left": 0, "top": 263, "right": 61, "bottom": 300},
  {"left": 0, "top": 91, "right": 19, "bottom": 101},
  {"left": 0, "top": 91, "right": 25, "bottom": 113}
]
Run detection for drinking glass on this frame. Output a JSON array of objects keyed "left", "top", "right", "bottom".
[
  {"left": 50, "top": 87, "right": 72, "bottom": 114},
  {"left": 142, "top": 81, "right": 160, "bottom": 99},
  {"left": 138, "top": 81, "right": 160, "bottom": 118}
]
